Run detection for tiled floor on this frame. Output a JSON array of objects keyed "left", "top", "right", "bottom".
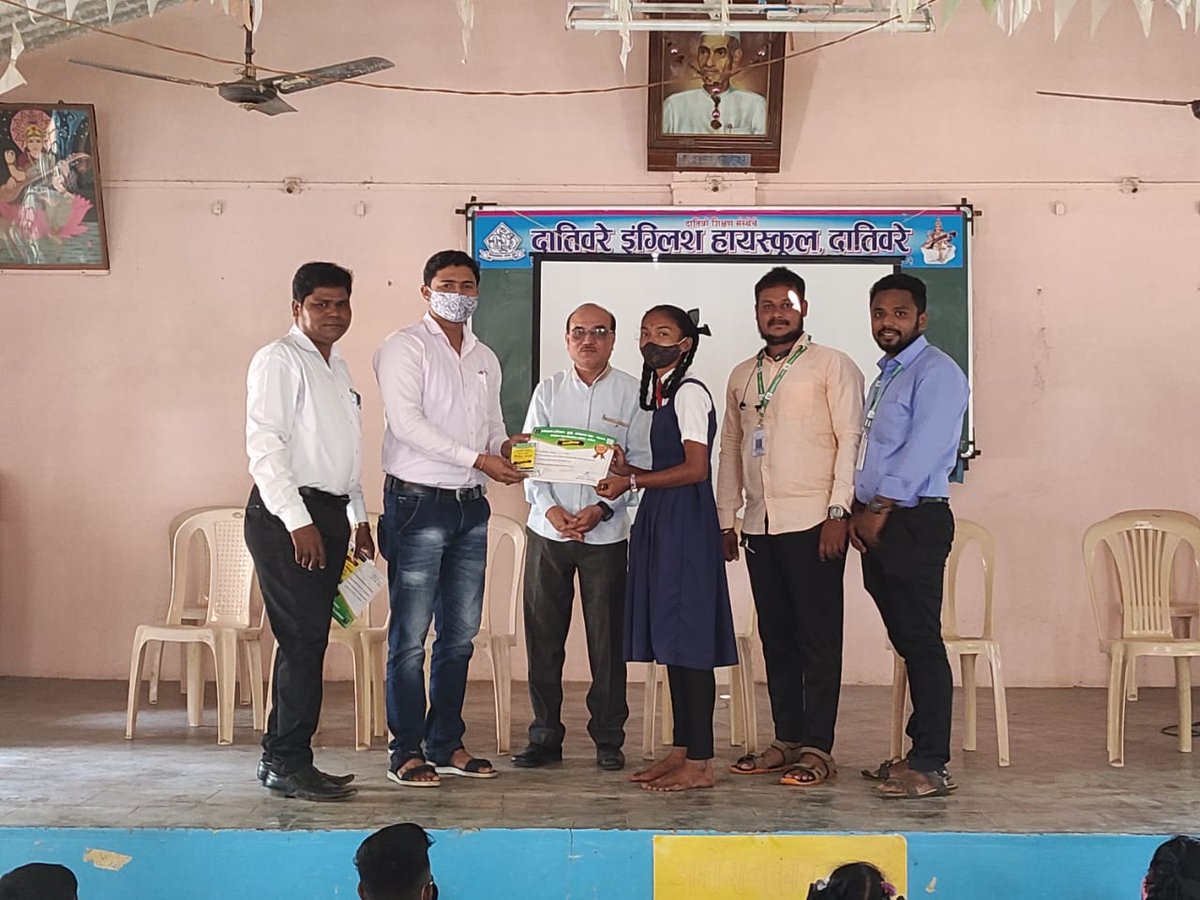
[{"left": 0, "top": 676, "right": 1196, "bottom": 834}]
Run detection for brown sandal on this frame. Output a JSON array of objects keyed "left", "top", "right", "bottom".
[
  {"left": 730, "top": 739, "right": 805, "bottom": 775},
  {"left": 877, "top": 766, "right": 956, "bottom": 799},
  {"left": 779, "top": 747, "right": 837, "bottom": 787},
  {"left": 863, "top": 757, "right": 958, "bottom": 791}
]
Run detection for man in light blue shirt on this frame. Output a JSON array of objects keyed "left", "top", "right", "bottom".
[
  {"left": 513, "top": 303, "right": 651, "bottom": 772},
  {"left": 850, "top": 272, "right": 969, "bottom": 800}
]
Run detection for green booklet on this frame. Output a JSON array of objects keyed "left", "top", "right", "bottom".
[{"left": 511, "top": 426, "right": 617, "bottom": 485}]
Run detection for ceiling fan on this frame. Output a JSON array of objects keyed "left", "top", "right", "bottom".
[
  {"left": 1037, "top": 90, "right": 1200, "bottom": 121},
  {"left": 69, "top": 23, "right": 393, "bottom": 116}
]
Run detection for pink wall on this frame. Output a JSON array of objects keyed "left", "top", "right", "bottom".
[{"left": 0, "top": 0, "right": 1197, "bottom": 688}]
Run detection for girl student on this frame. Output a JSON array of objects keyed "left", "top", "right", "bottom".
[{"left": 597, "top": 304, "right": 737, "bottom": 792}]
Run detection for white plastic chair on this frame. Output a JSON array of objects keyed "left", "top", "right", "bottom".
[
  {"left": 148, "top": 506, "right": 263, "bottom": 713},
  {"left": 888, "top": 518, "right": 1011, "bottom": 766},
  {"left": 1084, "top": 512, "right": 1200, "bottom": 767},
  {"left": 126, "top": 509, "right": 264, "bottom": 745},
  {"left": 364, "top": 513, "right": 526, "bottom": 754},
  {"left": 265, "top": 514, "right": 385, "bottom": 751}
]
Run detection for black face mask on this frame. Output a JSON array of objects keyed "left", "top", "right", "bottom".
[{"left": 640, "top": 340, "right": 684, "bottom": 369}]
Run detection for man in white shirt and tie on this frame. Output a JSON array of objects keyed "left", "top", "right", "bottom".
[
  {"left": 511, "top": 304, "right": 652, "bottom": 772},
  {"left": 244, "top": 261, "right": 372, "bottom": 802},
  {"left": 374, "top": 250, "right": 525, "bottom": 788}
]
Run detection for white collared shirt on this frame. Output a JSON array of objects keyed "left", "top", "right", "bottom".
[
  {"left": 374, "top": 313, "right": 507, "bottom": 489},
  {"left": 245, "top": 324, "right": 367, "bottom": 532},
  {"left": 523, "top": 365, "right": 653, "bottom": 545}
]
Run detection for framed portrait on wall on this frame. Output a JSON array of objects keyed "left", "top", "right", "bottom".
[
  {"left": 647, "top": 30, "right": 785, "bottom": 173},
  {"left": 0, "top": 103, "right": 108, "bottom": 270}
]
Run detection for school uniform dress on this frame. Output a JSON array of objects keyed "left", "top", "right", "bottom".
[{"left": 627, "top": 379, "right": 737, "bottom": 679}]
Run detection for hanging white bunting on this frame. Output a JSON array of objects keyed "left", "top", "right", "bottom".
[
  {"left": 65, "top": 0, "right": 80, "bottom": 18},
  {"left": 613, "top": 0, "right": 633, "bottom": 71},
  {"left": 1163, "top": 0, "right": 1189, "bottom": 25},
  {"left": 1053, "top": 0, "right": 1078, "bottom": 36},
  {"left": 454, "top": 0, "right": 474, "bottom": 61},
  {"left": 0, "top": 23, "right": 26, "bottom": 96},
  {"left": 25, "top": 0, "right": 39, "bottom": 24},
  {"left": 147, "top": 0, "right": 160, "bottom": 15},
  {"left": 251, "top": 0, "right": 264, "bottom": 31},
  {"left": 106, "top": 0, "right": 117, "bottom": 22},
  {"left": 1089, "top": 0, "right": 1111, "bottom": 33},
  {"left": 1131, "top": 0, "right": 1153, "bottom": 31}
]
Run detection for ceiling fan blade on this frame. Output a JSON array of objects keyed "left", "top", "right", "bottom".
[
  {"left": 68, "top": 58, "right": 218, "bottom": 89},
  {"left": 1036, "top": 90, "right": 1193, "bottom": 108},
  {"left": 247, "top": 96, "right": 298, "bottom": 116},
  {"left": 267, "top": 57, "right": 394, "bottom": 94}
]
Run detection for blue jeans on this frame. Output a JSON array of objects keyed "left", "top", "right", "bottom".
[{"left": 380, "top": 485, "right": 489, "bottom": 768}]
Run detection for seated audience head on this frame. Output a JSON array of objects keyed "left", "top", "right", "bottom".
[
  {"left": 355, "top": 823, "right": 436, "bottom": 900},
  {"left": 0, "top": 863, "right": 78, "bottom": 900},
  {"left": 1144, "top": 835, "right": 1200, "bottom": 900},
  {"left": 806, "top": 862, "right": 903, "bottom": 900}
]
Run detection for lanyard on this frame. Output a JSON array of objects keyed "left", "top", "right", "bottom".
[
  {"left": 754, "top": 343, "right": 808, "bottom": 424},
  {"left": 862, "top": 362, "right": 904, "bottom": 435}
]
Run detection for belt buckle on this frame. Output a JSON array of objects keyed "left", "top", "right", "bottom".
[{"left": 455, "top": 486, "right": 474, "bottom": 501}]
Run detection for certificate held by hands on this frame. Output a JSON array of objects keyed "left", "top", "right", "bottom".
[{"left": 512, "top": 427, "right": 616, "bottom": 485}]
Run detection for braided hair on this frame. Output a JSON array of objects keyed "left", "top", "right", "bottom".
[
  {"left": 805, "top": 863, "right": 903, "bottom": 900},
  {"left": 638, "top": 304, "right": 709, "bottom": 412}
]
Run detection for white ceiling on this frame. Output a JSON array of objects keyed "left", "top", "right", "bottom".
[{"left": 0, "top": 0, "right": 188, "bottom": 52}]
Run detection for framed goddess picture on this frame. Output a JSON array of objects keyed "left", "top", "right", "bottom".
[
  {"left": 647, "top": 30, "right": 785, "bottom": 173},
  {"left": 0, "top": 103, "right": 108, "bottom": 270}
]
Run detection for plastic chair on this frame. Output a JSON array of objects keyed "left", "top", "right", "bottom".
[
  {"left": 264, "top": 514, "right": 385, "bottom": 751},
  {"left": 888, "top": 518, "right": 1011, "bottom": 766},
  {"left": 363, "top": 513, "right": 526, "bottom": 754},
  {"left": 148, "top": 507, "right": 263, "bottom": 712},
  {"left": 1108, "top": 510, "right": 1200, "bottom": 701},
  {"left": 1084, "top": 512, "right": 1200, "bottom": 766},
  {"left": 126, "top": 509, "right": 264, "bottom": 745}
]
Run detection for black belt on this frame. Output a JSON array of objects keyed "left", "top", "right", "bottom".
[
  {"left": 384, "top": 475, "right": 484, "bottom": 502},
  {"left": 918, "top": 497, "right": 949, "bottom": 505},
  {"left": 298, "top": 486, "right": 350, "bottom": 506}
]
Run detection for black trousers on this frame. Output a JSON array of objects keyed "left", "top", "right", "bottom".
[
  {"left": 522, "top": 530, "right": 629, "bottom": 749},
  {"left": 860, "top": 502, "right": 955, "bottom": 772},
  {"left": 667, "top": 665, "right": 715, "bottom": 760},
  {"left": 744, "top": 523, "right": 846, "bottom": 754},
  {"left": 244, "top": 485, "right": 350, "bottom": 774}
]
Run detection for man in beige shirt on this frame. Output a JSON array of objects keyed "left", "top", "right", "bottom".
[{"left": 717, "top": 266, "right": 864, "bottom": 787}]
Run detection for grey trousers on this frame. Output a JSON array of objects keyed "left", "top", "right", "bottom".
[{"left": 522, "top": 529, "right": 629, "bottom": 749}]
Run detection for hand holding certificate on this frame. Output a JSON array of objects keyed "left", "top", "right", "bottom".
[{"left": 511, "top": 426, "right": 618, "bottom": 485}]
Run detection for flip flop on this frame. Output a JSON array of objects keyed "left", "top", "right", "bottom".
[
  {"left": 779, "top": 747, "right": 837, "bottom": 787},
  {"left": 387, "top": 762, "right": 441, "bottom": 788},
  {"left": 434, "top": 757, "right": 499, "bottom": 779}
]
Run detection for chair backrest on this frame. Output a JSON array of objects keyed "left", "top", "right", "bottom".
[
  {"left": 172, "top": 509, "right": 255, "bottom": 628},
  {"left": 1083, "top": 513, "right": 1200, "bottom": 643},
  {"left": 483, "top": 514, "right": 526, "bottom": 638},
  {"left": 941, "top": 518, "right": 996, "bottom": 641}
]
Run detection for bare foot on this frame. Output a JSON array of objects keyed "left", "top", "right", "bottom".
[
  {"left": 630, "top": 748, "right": 686, "bottom": 783},
  {"left": 642, "top": 759, "right": 715, "bottom": 792}
]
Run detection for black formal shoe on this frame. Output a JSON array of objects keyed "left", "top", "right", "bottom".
[
  {"left": 511, "top": 744, "right": 563, "bottom": 768},
  {"left": 596, "top": 745, "right": 625, "bottom": 771},
  {"left": 257, "top": 760, "right": 355, "bottom": 787},
  {"left": 263, "top": 765, "right": 357, "bottom": 802}
]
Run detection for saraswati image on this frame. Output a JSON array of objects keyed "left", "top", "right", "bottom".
[{"left": 0, "top": 105, "right": 108, "bottom": 268}]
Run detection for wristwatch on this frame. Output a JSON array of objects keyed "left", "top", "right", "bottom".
[
  {"left": 596, "top": 502, "right": 615, "bottom": 522},
  {"left": 827, "top": 505, "right": 848, "bottom": 520}
]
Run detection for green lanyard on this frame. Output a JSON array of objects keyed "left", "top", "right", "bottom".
[
  {"left": 754, "top": 343, "right": 808, "bottom": 425},
  {"left": 862, "top": 362, "right": 904, "bottom": 435}
]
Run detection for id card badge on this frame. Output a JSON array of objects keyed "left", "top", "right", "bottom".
[
  {"left": 856, "top": 434, "right": 869, "bottom": 470},
  {"left": 751, "top": 426, "right": 766, "bottom": 458}
]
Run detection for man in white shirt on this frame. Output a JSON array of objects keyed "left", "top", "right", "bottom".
[
  {"left": 662, "top": 33, "right": 767, "bottom": 136},
  {"left": 511, "top": 304, "right": 651, "bottom": 772},
  {"left": 374, "top": 250, "right": 525, "bottom": 788},
  {"left": 244, "top": 261, "right": 373, "bottom": 803}
]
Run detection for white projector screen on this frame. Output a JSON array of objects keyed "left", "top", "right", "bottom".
[{"left": 536, "top": 259, "right": 896, "bottom": 489}]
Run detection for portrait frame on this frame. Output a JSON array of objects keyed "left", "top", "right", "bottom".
[
  {"left": 0, "top": 102, "right": 109, "bottom": 271},
  {"left": 647, "top": 29, "right": 785, "bottom": 173}
]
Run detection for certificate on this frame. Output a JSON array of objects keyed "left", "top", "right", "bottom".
[{"left": 512, "top": 426, "right": 616, "bottom": 485}]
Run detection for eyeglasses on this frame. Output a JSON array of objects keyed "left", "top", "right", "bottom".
[{"left": 568, "top": 326, "right": 612, "bottom": 341}]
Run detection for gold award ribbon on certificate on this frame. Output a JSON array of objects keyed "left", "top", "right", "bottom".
[{"left": 513, "top": 426, "right": 617, "bottom": 485}]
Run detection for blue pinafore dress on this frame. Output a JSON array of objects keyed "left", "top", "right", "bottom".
[{"left": 625, "top": 377, "right": 738, "bottom": 670}]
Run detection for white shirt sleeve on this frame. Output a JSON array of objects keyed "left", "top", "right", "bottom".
[
  {"left": 374, "top": 333, "right": 480, "bottom": 470},
  {"left": 246, "top": 345, "right": 311, "bottom": 532},
  {"left": 671, "top": 381, "right": 713, "bottom": 446}
]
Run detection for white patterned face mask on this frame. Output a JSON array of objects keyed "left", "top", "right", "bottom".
[{"left": 428, "top": 290, "right": 478, "bottom": 323}]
